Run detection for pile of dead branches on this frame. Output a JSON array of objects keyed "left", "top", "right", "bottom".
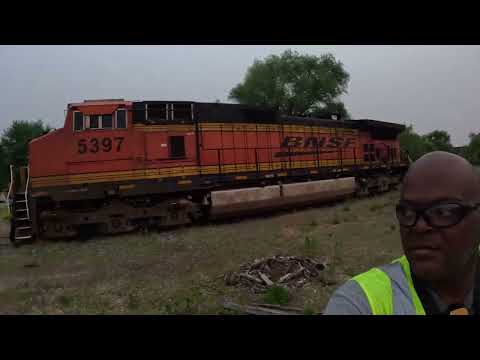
[{"left": 224, "top": 255, "right": 328, "bottom": 293}]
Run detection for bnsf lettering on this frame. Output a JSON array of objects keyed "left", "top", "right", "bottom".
[
  {"left": 281, "top": 136, "right": 303, "bottom": 147},
  {"left": 77, "top": 137, "right": 124, "bottom": 154},
  {"left": 326, "top": 137, "right": 342, "bottom": 148},
  {"left": 281, "top": 136, "right": 355, "bottom": 148},
  {"left": 304, "top": 137, "right": 318, "bottom": 148}
]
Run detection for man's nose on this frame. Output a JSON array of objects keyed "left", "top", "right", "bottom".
[{"left": 412, "top": 214, "right": 433, "bottom": 232}]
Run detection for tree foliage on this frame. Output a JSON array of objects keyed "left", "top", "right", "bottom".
[
  {"left": 398, "top": 126, "right": 456, "bottom": 161},
  {"left": 422, "top": 130, "right": 453, "bottom": 153},
  {"left": 0, "top": 120, "right": 51, "bottom": 188},
  {"left": 229, "top": 49, "right": 350, "bottom": 118},
  {"left": 464, "top": 133, "right": 480, "bottom": 165},
  {"left": 398, "top": 125, "right": 430, "bottom": 161},
  {"left": 309, "top": 100, "right": 351, "bottom": 120}
]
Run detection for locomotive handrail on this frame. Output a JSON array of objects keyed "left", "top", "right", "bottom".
[
  {"left": 203, "top": 146, "right": 365, "bottom": 171},
  {"left": 6, "top": 164, "right": 13, "bottom": 215},
  {"left": 24, "top": 166, "right": 30, "bottom": 220}
]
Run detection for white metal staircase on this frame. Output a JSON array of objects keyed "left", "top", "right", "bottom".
[{"left": 7, "top": 165, "right": 33, "bottom": 244}]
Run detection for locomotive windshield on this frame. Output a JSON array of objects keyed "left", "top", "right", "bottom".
[{"left": 72, "top": 109, "right": 128, "bottom": 131}]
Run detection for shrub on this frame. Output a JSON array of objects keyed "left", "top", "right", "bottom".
[{"left": 262, "top": 285, "right": 291, "bottom": 305}]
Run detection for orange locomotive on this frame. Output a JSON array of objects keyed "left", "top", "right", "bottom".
[{"left": 7, "top": 99, "right": 408, "bottom": 243}]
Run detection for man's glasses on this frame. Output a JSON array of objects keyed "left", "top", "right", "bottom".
[{"left": 395, "top": 202, "right": 480, "bottom": 228}]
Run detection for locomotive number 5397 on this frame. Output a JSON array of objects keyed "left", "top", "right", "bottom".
[{"left": 77, "top": 137, "right": 124, "bottom": 154}]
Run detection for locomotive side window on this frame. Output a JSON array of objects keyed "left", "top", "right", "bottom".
[
  {"left": 363, "top": 144, "right": 381, "bottom": 161},
  {"left": 169, "top": 136, "right": 186, "bottom": 158},
  {"left": 74, "top": 111, "right": 84, "bottom": 131},
  {"left": 102, "top": 114, "right": 113, "bottom": 129},
  {"left": 132, "top": 103, "right": 146, "bottom": 122},
  {"left": 363, "top": 143, "right": 376, "bottom": 162},
  {"left": 89, "top": 115, "right": 100, "bottom": 129},
  {"left": 363, "top": 144, "right": 370, "bottom": 161},
  {"left": 148, "top": 104, "right": 168, "bottom": 122},
  {"left": 116, "top": 109, "right": 127, "bottom": 129},
  {"left": 172, "top": 103, "right": 192, "bottom": 122}
]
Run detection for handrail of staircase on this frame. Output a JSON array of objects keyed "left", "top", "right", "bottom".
[
  {"left": 6, "top": 164, "right": 13, "bottom": 215},
  {"left": 24, "top": 166, "right": 30, "bottom": 220}
]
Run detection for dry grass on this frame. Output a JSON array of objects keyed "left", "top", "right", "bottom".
[{"left": 0, "top": 190, "right": 403, "bottom": 314}]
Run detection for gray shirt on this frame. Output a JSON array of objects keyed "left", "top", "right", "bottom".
[{"left": 323, "top": 279, "right": 474, "bottom": 315}]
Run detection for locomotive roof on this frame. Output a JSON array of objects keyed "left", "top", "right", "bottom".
[
  {"left": 74, "top": 100, "right": 404, "bottom": 135},
  {"left": 281, "top": 115, "right": 356, "bottom": 129},
  {"left": 347, "top": 119, "right": 406, "bottom": 139},
  {"left": 349, "top": 119, "right": 405, "bottom": 130},
  {"left": 133, "top": 101, "right": 355, "bottom": 127}
]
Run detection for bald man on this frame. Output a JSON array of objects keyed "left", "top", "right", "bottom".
[{"left": 323, "top": 151, "right": 480, "bottom": 315}]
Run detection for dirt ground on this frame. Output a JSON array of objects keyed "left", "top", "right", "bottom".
[{"left": 0, "top": 191, "right": 403, "bottom": 314}]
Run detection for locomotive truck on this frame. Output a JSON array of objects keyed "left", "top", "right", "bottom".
[{"left": 6, "top": 99, "right": 408, "bottom": 244}]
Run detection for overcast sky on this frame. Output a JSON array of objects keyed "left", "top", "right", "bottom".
[{"left": 1, "top": 45, "right": 479, "bottom": 146}]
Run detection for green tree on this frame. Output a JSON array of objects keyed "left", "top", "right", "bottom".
[
  {"left": 0, "top": 120, "right": 51, "bottom": 187},
  {"left": 464, "top": 133, "right": 480, "bottom": 165},
  {"left": 310, "top": 100, "right": 351, "bottom": 120},
  {"left": 229, "top": 49, "right": 350, "bottom": 118},
  {"left": 399, "top": 127, "right": 456, "bottom": 162},
  {"left": 0, "top": 145, "right": 7, "bottom": 190},
  {"left": 398, "top": 125, "right": 430, "bottom": 161},
  {"left": 422, "top": 130, "right": 453, "bottom": 153}
]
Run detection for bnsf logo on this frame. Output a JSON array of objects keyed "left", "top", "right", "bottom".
[{"left": 281, "top": 136, "right": 355, "bottom": 148}]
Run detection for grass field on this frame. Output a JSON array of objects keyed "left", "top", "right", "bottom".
[{"left": 0, "top": 190, "right": 403, "bottom": 314}]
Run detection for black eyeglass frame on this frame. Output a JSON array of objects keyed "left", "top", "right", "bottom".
[{"left": 395, "top": 202, "right": 480, "bottom": 228}]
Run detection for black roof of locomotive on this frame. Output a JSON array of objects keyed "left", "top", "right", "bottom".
[
  {"left": 349, "top": 119, "right": 405, "bottom": 131},
  {"left": 132, "top": 101, "right": 405, "bottom": 134}
]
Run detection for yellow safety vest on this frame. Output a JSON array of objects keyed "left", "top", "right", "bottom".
[{"left": 352, "top": 256, "right": 426, "bottom": 315}]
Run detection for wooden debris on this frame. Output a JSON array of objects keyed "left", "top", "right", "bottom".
[
  {"left": 258, "top": 272, "right": 274, "bottom": 286},
  {"left": 225, "top": 255, "right": 328, "bottom": 292},
  {"left": 239, "top": 273, "right": 264, "bottom": 284},
  {"left": 251, "top": 303, "right": 304, "bottom": 312},
  {"left": 223, "top": 301, "right": 303, "bottom": 315},
  {"left": 279, "top": 266, "right": 305, "bottom": 283}
]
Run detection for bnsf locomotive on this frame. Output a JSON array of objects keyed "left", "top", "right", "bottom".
[{"left": 7, "top": 99, "right": 408, "bottom": 244}]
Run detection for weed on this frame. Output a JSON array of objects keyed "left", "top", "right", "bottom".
[
  {"left": 304, "top": 236, "right": 318, "bottom": 253},
  {"left": 57, "top": 294, "right": 73, "bottom": 307},
  {"left": 326, "top": 239, "right": 342, "bottom": 282},
  {"left": 262, "top": 285, "right": 291, "bottom": 305},
  {"left": 160, "top": 297, "right": 195, "bottom": 314},
  {"left": 342, "top": 206, "right": 350, "bottom": 212},
  {"left": 303, "top": 307, "right": 316, "bottom": 315}
]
